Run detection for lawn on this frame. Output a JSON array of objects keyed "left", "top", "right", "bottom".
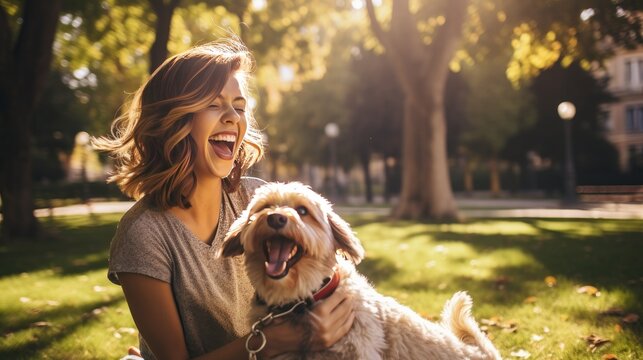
[{"left": 0, "top": 213, "right": 641, "bottom": 359}]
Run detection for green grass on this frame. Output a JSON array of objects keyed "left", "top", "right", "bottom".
[{"left": 1, "top": 214, "right": 642, "bottom": 359}]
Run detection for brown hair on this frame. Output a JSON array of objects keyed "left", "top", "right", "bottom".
[{"left": 93, "top": 39, "right": 264, "bottom": 209}]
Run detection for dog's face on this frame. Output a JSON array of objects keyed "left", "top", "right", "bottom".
[{"left": 219, "top": 182, "right": 364, "bottom": 305}]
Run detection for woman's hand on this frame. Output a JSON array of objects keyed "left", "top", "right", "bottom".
[{"left": 262, "top": 290, "right": 355, "bottom": 357}]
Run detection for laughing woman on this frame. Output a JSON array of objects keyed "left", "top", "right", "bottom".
[{"left": 93, "top": 39, "right": 355, "bottom": 360}]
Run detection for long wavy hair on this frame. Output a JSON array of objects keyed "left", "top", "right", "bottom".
[{"left": 93, "top": 39, "right": 264, "bottom": 210}]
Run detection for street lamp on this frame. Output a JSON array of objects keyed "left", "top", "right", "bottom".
[
  {"left": 324, "top": 123, "right": 339, "bottom": 200},
  {"left": 75, "top": 131, "right": 90, "bottom": 203},
  {"left": 557, "top": 102, "right": 577, "bottom": 204}
]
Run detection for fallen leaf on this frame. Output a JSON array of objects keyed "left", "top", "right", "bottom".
[
  {"left": 583, "top": 334, "right": 611, "bottom": 352},
  {"left": 544, "top": 276, "right": 557, "bottom": 287},
  {"left": 622, "top": 313, "right": 639, "bottom": 324},
  {"left": 113, "top": 331, "right": 122, "bottom": 339},
  {"left": 543, "top": 326, "right": 550, "bottom": 333},
  {"left": 510, "top": 349, "right": 531, "bottom": 358},
  {"left": 577, "top": 285, "right": 601, "bottom": 297},
  {"left": 117, "top": 327, "right": 137, "bottom": 334},
  {"left": 614, "top": 324, "right": 623, "bottom": 333},
  {"left": 93, "top": 307, "right": 108, "bottom": 315},
  {"left": 19, "top": 297, "right": 31, "bottom": 303},
  {"left": 524, "top": 296, "right": 538, "bottom": 304},
  {"left": 31, "top": 321, "right": 51, "bottom": 328},
  {"left": 531, "top": 334, "right": 544, "bottom": 342},
  {"left": 602, "top": 354, "right": 618, "bottom": 360}
]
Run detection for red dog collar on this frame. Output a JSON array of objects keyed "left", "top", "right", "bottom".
[{"left": 312, "top": 267, "right": 341, "bottom": 302}]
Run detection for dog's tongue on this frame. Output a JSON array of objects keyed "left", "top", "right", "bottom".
[{"left": 265, "top": 237, "right": 295, "bottom": 277}]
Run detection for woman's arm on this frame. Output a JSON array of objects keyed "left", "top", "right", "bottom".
[
  {"left": 120, "top": 273, "right": 258, "bottom": 360},
  {"left": 119, "top": 273, "right": 355, "bottom": 360}
]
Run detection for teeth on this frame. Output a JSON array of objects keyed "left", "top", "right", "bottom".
[
  {"left": 288, "top": 246, "right": 297, "bottom": 260},
  {"left": 209, "top": 134, "right": 236, "bottom": 142}
]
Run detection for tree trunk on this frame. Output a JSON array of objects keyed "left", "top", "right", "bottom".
[
  {"left": 464, "top": 158, "right": 474, "bottom": 194},
  {"left": 489, "top": 157, "right": 501, "bottom": 196},
  {"left": 359, "top": 153, "right": 373, "bottom": 203},
  {"left": 365, "top": 0, "right": 467, "bottom": 221},
  {"left": 0, "top": 0, "right": 62, "bottom": 241},
  {"left": 148, "top": 0, "right": 178, "bottom": 74}
]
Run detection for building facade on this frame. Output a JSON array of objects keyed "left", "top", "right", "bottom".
[{"left": 603, "top": 46, "right": 643, "bottom": 172}]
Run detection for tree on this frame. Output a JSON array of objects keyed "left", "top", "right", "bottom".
[
  {"left": 0, "top": 0, "right": 63, "bottom": 240},
  {"left": 461, "top": 52, "right": 536, "bottom": 195},
  {"left": 503, "top": 60, "right": 619, "bottom": 189},
  {"left": 347, "top": 49, "right": 403, "bottom": 202},
  {"left": 364, "top": 0, "right": 642, "bottom": 220},
  {"left": 365, "top": 0, "right": 468, "bottom": 220}
]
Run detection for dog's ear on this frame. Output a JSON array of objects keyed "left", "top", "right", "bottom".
[
  {"left": 217, "top": 214, "right": 246, "bottom": 258},
  {"left": 328, "top": 210, "right": 365, "bottom": 264}
]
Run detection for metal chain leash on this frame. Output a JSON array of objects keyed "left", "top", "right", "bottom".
[{"left": 246, "top": 299, "right": 307, "bottom": 360}]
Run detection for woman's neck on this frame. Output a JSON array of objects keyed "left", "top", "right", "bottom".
[{"left": 169, "top": 176, "right": 224, "bottom": 244}]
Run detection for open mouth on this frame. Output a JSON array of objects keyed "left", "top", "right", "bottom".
[
  {"left": 208, "top": 134, "right": 236, "bottom": 160},
  {"left": 263, "top": 235, "right": 303, "bottom": 279}
]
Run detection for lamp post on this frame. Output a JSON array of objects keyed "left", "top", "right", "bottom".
[
  {"left": 324, "top": 123, "right": 339, "bottom": 200},
  {"left": 75, "top": 131, "right": 90, "bottom": 204},
  {"left": 557, "top": 102, "right": 577, "bottom": 204}
]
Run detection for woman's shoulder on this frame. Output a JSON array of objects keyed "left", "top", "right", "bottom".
[
  {"left": 239, "top": 176, "right": 267, "bottom": 199},
  {"left": 116, "top": 198, "right": 164, "bottom": 234}
]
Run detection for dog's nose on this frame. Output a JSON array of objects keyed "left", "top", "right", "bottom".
[{"left": 267, "top": 213, "right": 288, "bottom": 229}]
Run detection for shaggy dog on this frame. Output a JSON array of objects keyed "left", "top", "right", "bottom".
[{"left": 219, "top": 182, "right": 501, "bottom": 359}]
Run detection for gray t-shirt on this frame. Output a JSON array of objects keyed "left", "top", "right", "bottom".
[{"left": 108, "top": 177, "right": 265, "bottom": 359}]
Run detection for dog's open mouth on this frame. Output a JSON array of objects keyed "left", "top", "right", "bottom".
[{"left": 263, "top": 235, "right": 303, "bottom": 279}]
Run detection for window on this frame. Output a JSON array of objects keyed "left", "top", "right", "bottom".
[
  {"left": 626, "top": 107, "right": 635, "bottom": 130},
  {"left": 625, "top": 105, "right": 643, "bottom": 132},
  {"left": 624, "top": 58, "right": 643, "bottom": 87}
]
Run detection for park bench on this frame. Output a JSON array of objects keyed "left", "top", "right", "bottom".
[{"left": 576, "top": 185, "right": 643, "bottom": 203}]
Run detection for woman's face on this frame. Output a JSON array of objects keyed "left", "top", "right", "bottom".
[{"left": 190, "top": 73, "right": 248, "bottom": 180}]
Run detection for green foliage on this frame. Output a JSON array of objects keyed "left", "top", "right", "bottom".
[
  {"left": 347, "top": 48, "right": 403, "bottom": 160},
  {"left": 461, "top": 52, "right": 537, "bottom": 158},
  {"left": 503, "top": 60, "right": 620, "bottom": 183}
]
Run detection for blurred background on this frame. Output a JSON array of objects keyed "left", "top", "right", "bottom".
[{"left": 1, "top": 0, "right": 642, "bottom": 238}]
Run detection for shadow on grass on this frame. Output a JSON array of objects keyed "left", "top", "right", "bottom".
[
  {"left": 0, "top": 215, "right": 119, "bottom": 278},
  {"left": 356, "top": 256, "right": 400, "bottom": 285},
  {"left": 354, "top": 217, "right": 643, "bottom": 345},
  {"left": 0, "top": 297, "right": 124, "bottom": 359}
]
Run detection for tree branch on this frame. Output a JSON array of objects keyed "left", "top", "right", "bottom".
[
  {"left": 423, "top": 0, "right": 469, "bottom": 83},
  {"left": 364, "top": 0, "right": 387, "bottom": 47},
  {"left": 12, "top": 0, "right": 63, "bottom": 110},
  {"left": 364, "top": 0, "right": 418, "bottom": 100}
]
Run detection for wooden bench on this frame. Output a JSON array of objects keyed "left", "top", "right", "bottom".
[{"left": 576, "top": 185, "right": 643, "bottom": 203}]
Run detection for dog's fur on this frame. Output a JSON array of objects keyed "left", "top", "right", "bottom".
[{"left": 219, "top": 182, "right": 501, "bottom": 359}]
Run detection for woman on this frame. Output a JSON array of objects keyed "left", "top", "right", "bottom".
[{"left": 94, "top": 39, "right": 355, "bottom": 359}]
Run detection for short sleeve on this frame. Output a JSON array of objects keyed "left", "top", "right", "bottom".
[{"left": 107, "top": 214, "right": 173, "bottom": 285}]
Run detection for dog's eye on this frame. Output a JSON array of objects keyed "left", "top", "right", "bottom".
[{"left": 296, "top": 206, "right": 308, "bottom": 216}]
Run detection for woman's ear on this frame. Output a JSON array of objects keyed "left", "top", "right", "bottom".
[
  {"left": 328, "top": 210, "right": 365, "bottom": 264},
  {"left": 217, "top": 213, "right": 246, "bottom": 258}
]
